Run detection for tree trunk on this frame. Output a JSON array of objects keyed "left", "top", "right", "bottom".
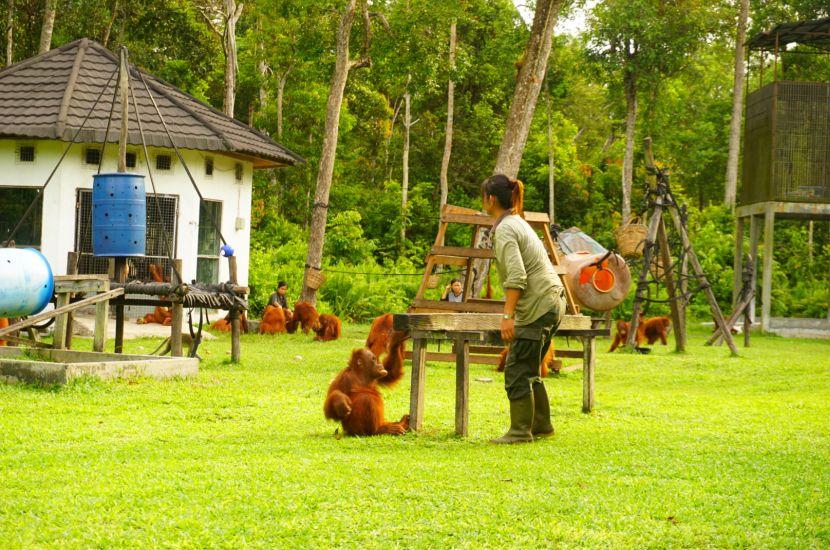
[
  {"left": 439, "top": 19, "right": 456, "bottom": 209},
  {"left": 222, "top": 0, "right": 243, "bottom": 118},
  {"left": 5, "top": 0, "right": 13, "bottom": 66},
  {"left": 38, "top": 0, "right": 56, "bottom": 54},
  {"left": 301, "top": 0, "right": 361, "bottom": 304},
  {"left": 276, "top": 72, "right": 288, "bottom": 139},
  {"left": 492, "top": 0, "right": 562, "bottom": 177},
  {"left": 724, "top": 0, "right": 749, "bottom": 208},
  {"left": 622, "top": 71, "right": 637, "bottom": 223},
  {"left": 471, "top": 0, "right": 562, "bottom": 297},
  {"left": 546, "top": 81, "right": 555, "bottom": 222},
  {"left": 102, "top": 0, "right": 119, "bottom": 48},
  {"left": 401, "top": 86, "right": 411, "bottom": 250}
]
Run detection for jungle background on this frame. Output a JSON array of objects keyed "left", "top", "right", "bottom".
[{"left": 4, "top": 0, "right": 829, "bottom": 321}]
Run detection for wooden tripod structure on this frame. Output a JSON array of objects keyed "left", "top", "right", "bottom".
[{"left": 627, "top": 139, "right": 738, "bottom": 355}]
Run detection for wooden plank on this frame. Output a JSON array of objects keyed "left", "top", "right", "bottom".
[
  {"left": 409, "top": 338, "right": 427, "bottom": 431},
  {"left": 411, "top": 299, "right": 504, "bottom": 314},
  {"left": 555, "top": 349, "right": 585, "bottom": 359},
  {"left": 429, "top": 255, "right": 469, "bottom": 267},
  {"left": 414, "top": 256, "right": 436, "bottom": 302},
  {"left": 395, "top": 312, "right": 593, "bottom": 332},
  {"left": 53, "top": 274, "right": 109, "bottom": 282},
  {"left": 430, "top": 246, "right": 495, "bottom": 259},
  {"left": 404, "top": 351, "right": 501, "bottom": 366},
  {"left": 0, "top": 288, "right": 124, "bottom": 338},
  {"left": 52, "top": 291, "right": 70, "bottom": 350},
  {"left": 93, "top": 280, "right": 110, "bottom": 353},
  {"left": 454, "top": 337, "right": 470, "bottom": 436},
  {"left": 582, "top": 336, "right": 595, "bottom": 413},
  {"left": 64, "top": 251, "right": 79, "bottom": 350}
]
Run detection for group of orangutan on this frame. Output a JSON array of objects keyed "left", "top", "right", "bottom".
[{"left": 256, "top": 301, "right": 341, "bottom": 342}]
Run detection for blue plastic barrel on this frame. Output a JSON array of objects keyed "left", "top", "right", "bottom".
[
  {"left": 0, "top": 248, "right": 54, "bottom": 317},
  {"left": 92, "top": 172, "right": 146, "bottom": 257}
]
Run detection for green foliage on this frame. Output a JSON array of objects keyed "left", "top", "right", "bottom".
[{"left": 323, "top": 210, "right": 376, "bottom": 265}]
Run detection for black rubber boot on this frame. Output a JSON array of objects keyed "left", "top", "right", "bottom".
[
  {"left": 531, "top": 382, "right": 554, "bottom": 438},
  {"left": 490, "top": 394, "right": 534, "bottom": 444}
]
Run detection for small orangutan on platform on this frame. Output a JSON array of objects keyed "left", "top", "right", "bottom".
[
  {"left": 259, "top": 305, "right": 292, "bottom": 334},
  {"left": 287, "top": 301, "right": 319, "bottom": 334},
  {"left": 324, "top": 331, "right": 409, "bottom": 436},
  {"left": 608, "top": 316, "right": 671, "bottom": 352},
  {"left": 313, "top": 313, "right": 341, "bottom": 341},
  {"left": 497, "top": 344, "right": 557, "bottom": 377},
  {"left": 365, "top": 313, "right": 393, "bottom": 358}
]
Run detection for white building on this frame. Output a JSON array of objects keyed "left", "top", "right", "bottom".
[{"left": 0, "top": 38, "right": 301, "bottom": 289}]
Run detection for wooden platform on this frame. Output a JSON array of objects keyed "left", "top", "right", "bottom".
[{"left": 394, "top": 313, "right": 608, "bottom": 436}]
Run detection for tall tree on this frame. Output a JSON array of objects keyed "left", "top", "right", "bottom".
[
  {"left": 493, "top": 0, "right": 562, "bottom": 178},
  {"left": 589, "top": 0, "right": 708, "bottom": 222},
  {"left": 38, "top": 0, "right": 56, "bottom": 54},
  {"left": 724, "top": 0, "right": 749, "bottom": 208},
  {"left": 5, "top": 0, "right": 12, "bottom": 66},
  {"left": 199, "top": 0, "right": 244, "bottom": 117},
  {"left": 301, "top": 0, "right": 374, "bottom": 304},
  {"left": 439, "top": 18, "right": 456, "bottom": 209}
]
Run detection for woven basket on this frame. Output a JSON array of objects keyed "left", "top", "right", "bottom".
[
  {"left": 426, "top": 274, "right": 440, "bottom": 289},
  {"left": 305, "top": 268, "right": 326, "bottom": 290},
  {"left": 614, "top": 218, "right": 648, "bottom": 258}
]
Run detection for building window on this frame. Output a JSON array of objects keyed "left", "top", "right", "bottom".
[
  {"left": 197, "top": 200, "right": 222, "bottom": 284},
  {"left": 85, "top": 147, "right": 101, "bottom": 166},
  {"left": 0, "top": 187, "right": 42, "bottom": 248},
  {"left": 205, "top": 157, "right": 214, "bottom": 176},
  {"left": 16, "top": 144, "right": 35, "bottom": 163},
  {"left": 126, "top": 151, "right": 137, "bottom": 169},
  {"left": 155, "top": 154, "right": 172, "bottom": 171},
  {"left": 235, "top": 162, "right": 243, "bottom": 182}
]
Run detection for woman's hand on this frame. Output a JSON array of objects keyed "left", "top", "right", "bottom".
[{"left": 501, "top": 317, "right": 515, "bottom": 343}]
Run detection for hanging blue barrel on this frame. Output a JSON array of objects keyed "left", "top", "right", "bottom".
[
  {"left": 0, "top": 248, "right": 54, "bottom": 317},
  {"left": 92, "top": 173, "right": 146, "bottom": 257}
]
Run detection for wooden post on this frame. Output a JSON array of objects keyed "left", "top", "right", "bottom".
[
  {"left": 117, "top": 46, "right": 129, "bottom": 173},
  {"left": 657, "top": 218, "right": 685, "bottom": 352},
  {"left": 732, "top": 216, "right": 745, "bottom": 308},
  {"left": 228, "top": 255, "right": 241, "bottom": 363},
  {"left": 627, "top": 203, "right": 663, "bottom": 348},
  {"left": 743, "top": 297, "right": 751, "bottom": 348},
  {"left": 748, "top": 215, "right": 760, "bottom": 323},
  {"left": 113, "top": 258, "right": 127, "bottom": 353},
  {"left": 454, "top": 336, "right": 470, "bottom": 437},
  {"left": 582, "top": 336, "right": 595, "bottom": 413},
  {"left": 170, "top": 259, "right": 183, "bottom": 357},
  {"left": 63, "top": 251, "right": 79, "bottom": 349},
  {"left": 409, "top": 337, "right": 427, "bottom": 431},
  {"left": 93, "top": 279, "right": 109, "bottom": 352},
  {"left": 761, "top": 206, "right": 775, "bottom": 333},
  {"left": 52, "top": 290, "right": 70, "bottom": 350}
]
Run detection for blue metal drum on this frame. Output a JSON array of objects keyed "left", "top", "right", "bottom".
[
  {"left": 92, "top": 172, "right": 146, "bottom": 257},
  {"left": 0, "top": 248, "right": 54, "bottom": 317}
]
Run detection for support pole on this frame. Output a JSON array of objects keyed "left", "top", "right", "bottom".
[
  {"left": 93, "top": 279, "right": 109, "bottom": 352},
  {"left": 761, "top": 206, "right": 774, "bottom": 333},
  {"left": 228, "top": 255, "right": 241, "bottom": 363},
  {"left": 454, "top": 336, "right": 469, "bottom": 436},
  {"left": 748, "top": 215, "right": 760, "bottom": 323},
  {"left": 113, "top": 46, "right": 130, "bottom": 354},
  {"left": 64, "top": 251, "right": 79, "bottom": 349},
  {"left": 657, "top": 218, "right": 685, "bottom": 352},
  {"left": 582, "top": 336, "right": 595, "bottom": 413},
  {"left": 627, "top": 203, "right": 663, "bottom": 348},
  {"left": 409, "top": 337, "right": 427, "bottom": 431},
  {"left": 113, "top": 258, "right": 127, "bottom": 353},
  {"left": 732, "top": 216, "right": 745, "bottom": 308},
  {"left": 170, "top": 259, "right": 183, "bottom": 357}
]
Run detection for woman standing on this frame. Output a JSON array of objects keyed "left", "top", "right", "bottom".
[{"left": 482, "top": 174, "right": 566, "bottom": 444}]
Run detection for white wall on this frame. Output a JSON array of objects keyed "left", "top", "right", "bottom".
[{"left": 0, "top": 138, "right": 253, "bottom": 285}]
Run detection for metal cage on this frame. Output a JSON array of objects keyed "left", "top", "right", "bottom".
[{"left": 741, "top": 81, "right": 830, "bottom": 205}]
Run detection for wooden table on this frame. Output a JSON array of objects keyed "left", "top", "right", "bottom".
[{"left": 393, "top": 313, "right": 609, "bottom": 436}]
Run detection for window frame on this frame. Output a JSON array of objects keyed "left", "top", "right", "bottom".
[
  {"left": 196, "top": 199, "right": 223, "bottom": 284},
  {"left": 0, "top": 186, "right": 43, "bottom": 249}
]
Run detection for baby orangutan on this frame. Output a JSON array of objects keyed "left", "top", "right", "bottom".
[{"left": 324, "top": 331, "right": 409, "bottom": 436}]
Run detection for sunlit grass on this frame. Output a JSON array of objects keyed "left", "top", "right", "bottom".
[{"left": 1, "top": 325, "right": 828, "bottom": 547}]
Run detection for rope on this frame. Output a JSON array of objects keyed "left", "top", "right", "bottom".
[
  {"left": 128, "top": 70, "right": 183, "bottom": 284},
  {"left": 320, "top": 267, "right": 465, "bottom": 277},
  {"left": 3, "top": 67, "right": 119, "bottom": 246},
  {"left": 134, "top": 69, "right": 229, "bottom": 248}
]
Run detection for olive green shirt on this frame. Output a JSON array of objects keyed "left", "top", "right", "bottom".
[{"left": 493, "top": 214, "right": 564, "bottom": 326}]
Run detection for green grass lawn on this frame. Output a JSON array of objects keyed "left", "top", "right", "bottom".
[{"left": 1, "top": 324, "right": 828, "bottom": 547}]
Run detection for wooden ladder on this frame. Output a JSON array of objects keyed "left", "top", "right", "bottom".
[{"left": 411, "top": 204, "right": 578, "bottom": 315}]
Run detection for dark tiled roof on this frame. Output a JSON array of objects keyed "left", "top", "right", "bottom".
[
  {"left": 0, "top": 38, "right": 303, "bottom": 168},
  {"left": 746, "top": 17, "right": 830, "bottom": 51}
]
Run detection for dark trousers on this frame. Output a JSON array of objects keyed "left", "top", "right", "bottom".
[{"left": 503, "top": 298, "right": 564, "bottom": 400}]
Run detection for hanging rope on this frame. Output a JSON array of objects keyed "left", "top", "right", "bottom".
[
  {"left": 133, "top": 69, "right": 229, "bottom": 249},
  {"left": 128, "top": 68, "right": 183, "bottom": 284},
  {"left": 3, "top": 67, "right": 119, "bottom": 246}
]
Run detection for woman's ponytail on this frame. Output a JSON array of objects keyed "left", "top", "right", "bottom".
[{"left": 509, "top": 178, "right": 524, "bottom": 218}]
